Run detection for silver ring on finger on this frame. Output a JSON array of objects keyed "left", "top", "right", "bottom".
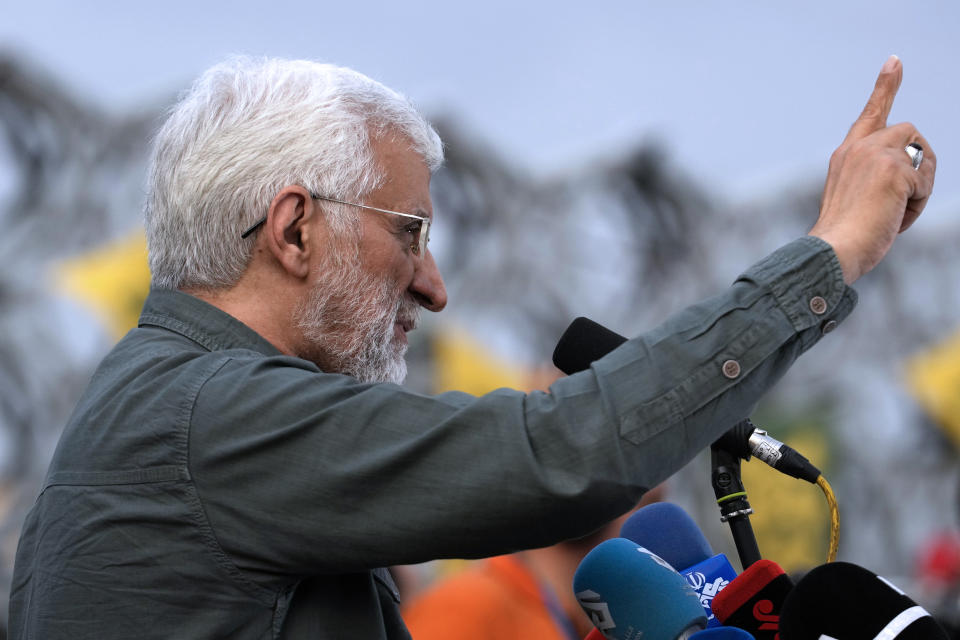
[{"left": 905, "top": 142, "right": 923, "bottom": 171}]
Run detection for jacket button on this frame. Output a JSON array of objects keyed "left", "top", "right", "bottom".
[
  {"left": 821, "top": 320, "right": 838, "bottom": 335},
  {"left": 810, "top": 296, "right": 828, "bottom": 315},
  {"left": 722, "top": 359, "right": 741, "bottom": 379}
]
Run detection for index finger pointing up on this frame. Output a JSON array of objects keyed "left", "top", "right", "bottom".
[{"left": 845, "top": 55, "right": 904, "bottom": 143}]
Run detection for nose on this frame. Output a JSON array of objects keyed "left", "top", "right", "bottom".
[{"left": 409, "top": 249, "right": 447, "bottom": 312}]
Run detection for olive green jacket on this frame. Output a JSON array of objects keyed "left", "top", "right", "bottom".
[{"left": 10, "top": 237, "right": 855, "bottom": 639}]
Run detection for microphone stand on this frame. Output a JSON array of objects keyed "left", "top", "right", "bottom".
[{"left": 711, "top": 440, "right": 762, "bottom": 569}]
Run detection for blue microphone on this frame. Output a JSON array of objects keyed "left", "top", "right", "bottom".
[
  {"left": 573, "top": 537, "right": 708, "bottom": 640},
  {"left": 689, "top": 628, "right": 756, "bottom": 638},
  {"left": 620, "top": 502, "right": 738, "bottom": 627}
]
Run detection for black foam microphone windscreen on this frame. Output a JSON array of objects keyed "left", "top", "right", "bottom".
[
  {"left": 553, "top": 317, "right": 627, "bottom": 375},
  {"left": 779, "top": 561, "right": 948, "bottom": 639}
]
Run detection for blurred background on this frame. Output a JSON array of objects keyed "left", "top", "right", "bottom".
[{"left": 1, "top": 0, "right": 959, "bottom": 635}]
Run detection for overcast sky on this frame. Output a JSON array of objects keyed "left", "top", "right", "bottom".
[{"left": 2, "top": 1, "right": 958, "bottom": 224}]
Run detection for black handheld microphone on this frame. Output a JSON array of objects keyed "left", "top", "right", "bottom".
[
  {"left": 710, "top": 559, "right": 793, "bottom": 639},
  {"left": 552, "top": 317, "right": 820, "bottom": 483},
  {"left": 779, "top": 561, "right": 949, "bottom": 639}
]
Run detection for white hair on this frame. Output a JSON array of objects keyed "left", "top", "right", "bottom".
[{"left": 144, "top": 56, "right": 444, "bottom": 290}]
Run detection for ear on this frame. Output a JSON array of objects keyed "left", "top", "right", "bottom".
[{"left": 261, "top": 186, "right": 318, "bottom": 280}]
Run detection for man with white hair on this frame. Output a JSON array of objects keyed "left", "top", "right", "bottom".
[{"left": 9, "top": 54, "right": 934, "bottom": 639}]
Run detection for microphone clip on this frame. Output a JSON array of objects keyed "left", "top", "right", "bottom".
[
  {"left": 710, "top": 438, "right": 762, "bottom": 569},
  {"left": 715, "top": 419, "right": 822, "bottom": 484}
]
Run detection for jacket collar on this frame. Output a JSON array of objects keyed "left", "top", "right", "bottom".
[{"left": 138, "top": 288, "right": 283, "bottom": 357}]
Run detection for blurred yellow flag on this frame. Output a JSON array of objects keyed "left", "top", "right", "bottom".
[
  {"left": 432, "top": 327, "right": 531, "bottom": 395},
  {"left": 432, "top": 326, "right": 565, "bottom": 395},
  {"left": 905, "top": 329, "right": 960, "bottom": 452},
  {"left": 53, "top": 230, "right": 151, "bottom": 339}
]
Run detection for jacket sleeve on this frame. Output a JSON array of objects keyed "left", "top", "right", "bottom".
[{"left": 187, "top": 236, "right": 856, "bottom": 584}]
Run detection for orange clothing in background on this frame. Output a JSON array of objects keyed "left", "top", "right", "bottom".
[{"left": 402, "top": 555, "right": 578, "bottom": 640}]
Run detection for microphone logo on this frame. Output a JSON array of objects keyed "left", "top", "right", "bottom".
[
  {"left": 685, "top": 572, "right": 730, "bottom": 620},
  {"left": 687, "top": 572, "right": 706, "bottom": 591},
  {"left": 575, "top": 589, "right": 616, "bottom": 632},
  {"left": 752, "top": 599, "right": 779, "bottom": 634},
  {"left": 635, "top": 546, "right": 676, "bottom": 572}
]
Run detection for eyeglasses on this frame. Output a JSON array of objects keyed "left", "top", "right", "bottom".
[{"left": 240, "top": 193, "right": 431, "bottom": 256}]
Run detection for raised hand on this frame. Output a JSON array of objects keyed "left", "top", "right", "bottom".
[{"left": 809, "top": 55, "right": 936, "bottom": 284}]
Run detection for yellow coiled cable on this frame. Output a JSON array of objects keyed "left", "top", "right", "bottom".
[{"left": 817, "top": 474, "right": 840, "bottom": 562}]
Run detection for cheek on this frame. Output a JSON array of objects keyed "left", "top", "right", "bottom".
[
  {"left": 359, "top": 249, "right": 414, "bottom": 291},
  {"left": 392, "top": 256, "right": 416, "bottom": 287}
]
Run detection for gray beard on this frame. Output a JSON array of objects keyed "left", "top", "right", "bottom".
[{"left": 293, "top": 256, "right": 419, "bottom": 384}]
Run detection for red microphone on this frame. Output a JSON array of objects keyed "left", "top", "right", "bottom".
[{"left": 710, "top": 559, "right": 793, "bottom": 639}]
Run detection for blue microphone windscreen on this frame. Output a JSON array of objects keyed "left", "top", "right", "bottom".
[
  {"left": 689, "top": 627, "right": 756, "bottom": 638},
  {"left": 620, "top": 502, "right": 715, "bottom": 571},
  {"left": 574, "top": 537, "right": 707, "bottom": 640}
]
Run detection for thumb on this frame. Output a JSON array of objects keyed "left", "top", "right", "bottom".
[{"left": 844, "top": 55, "right": 903, "bottom": 142}]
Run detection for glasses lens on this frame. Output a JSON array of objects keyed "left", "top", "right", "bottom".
[{"left": 417, "top": 219, "right": 430, "bottom": 256}]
